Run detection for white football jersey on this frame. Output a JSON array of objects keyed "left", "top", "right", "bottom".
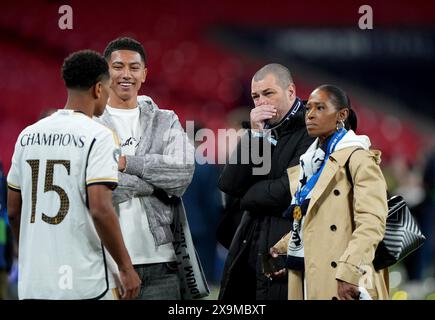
[{"left": 7, "top": 109, "right": 120, "bottom": 300}]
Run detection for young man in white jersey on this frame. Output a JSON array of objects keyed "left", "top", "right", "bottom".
[
  {"left": 99, "top": 37, "right": 195, "bottom": 300},
  {"left": 7, "top": 50, "right": 141, "bottom": 300}
]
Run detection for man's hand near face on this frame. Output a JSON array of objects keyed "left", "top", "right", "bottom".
[{"left": 250, "top": 105, "right": 277, "bottom": 131}]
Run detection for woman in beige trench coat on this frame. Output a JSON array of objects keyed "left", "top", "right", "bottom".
[{"left": 272, "top": 85, "right": 389, "bottom": 300}]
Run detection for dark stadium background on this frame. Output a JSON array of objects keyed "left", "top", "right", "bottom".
[{"left": 1, "top": 0, "right": 434, "bottom": 299}]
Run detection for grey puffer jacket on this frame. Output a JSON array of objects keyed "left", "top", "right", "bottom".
[{"left": 98, "top": 95, "right": 195, "bottom": 246}]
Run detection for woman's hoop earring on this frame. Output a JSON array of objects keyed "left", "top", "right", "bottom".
[{"left": 336, "top": 120, "right": 345, "bottom": 130}]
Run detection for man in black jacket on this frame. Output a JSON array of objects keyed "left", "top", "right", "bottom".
[{"left": 218, "top": 64, "right": 314, "bottom": 300}]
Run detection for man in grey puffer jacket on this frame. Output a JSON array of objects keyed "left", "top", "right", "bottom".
[{"left": 98, "top": 37, "right": 195, "bottom": 300}]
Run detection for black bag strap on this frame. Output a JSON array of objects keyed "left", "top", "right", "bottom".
[{"left": 345, "top": 147, "right": 363, "bottom": 231}]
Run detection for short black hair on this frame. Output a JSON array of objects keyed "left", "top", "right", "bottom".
[
  {"left": 103, "top": 37, "right": 147, "bottom": 64},
  {"left": 253, "top": 63, "right": 293, "bottom": 89},
  {"left": 62, "top": 50, "right": 109, "bottom": 90}
]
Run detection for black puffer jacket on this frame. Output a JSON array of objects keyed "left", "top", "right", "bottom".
[{"left": 218, "top": 103, "right": 314, "bottom": 300}]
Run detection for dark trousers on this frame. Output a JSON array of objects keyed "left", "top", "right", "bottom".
[{"left": 134, "top": 262, "right": 181, "bottom": 300}]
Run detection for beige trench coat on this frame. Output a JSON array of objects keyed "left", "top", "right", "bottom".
[{"left": 274, "top": 147, "right": 389, "bottom": 300}]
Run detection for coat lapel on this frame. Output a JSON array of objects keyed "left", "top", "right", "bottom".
[
  {"left": 304, "top": 147, "right": 359, "bottom": 224},
  {"left": 305, "top": 158, "right": 339, "bottom": 220}
]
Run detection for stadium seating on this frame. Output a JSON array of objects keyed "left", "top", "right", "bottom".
[{"left": 0, "top": 0, "right": 430, "bottom": 170}]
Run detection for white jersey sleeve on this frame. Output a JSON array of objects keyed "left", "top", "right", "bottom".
[
  {"left": 86, "top": 129, "right": 120, "bottom": 189},
  {"left": 7, "top": 133, "right": 23, "bottom": 191}
]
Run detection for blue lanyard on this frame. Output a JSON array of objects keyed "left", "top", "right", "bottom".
[{"left": 295, "top": 128, "right": 347, "bottom": 206}]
